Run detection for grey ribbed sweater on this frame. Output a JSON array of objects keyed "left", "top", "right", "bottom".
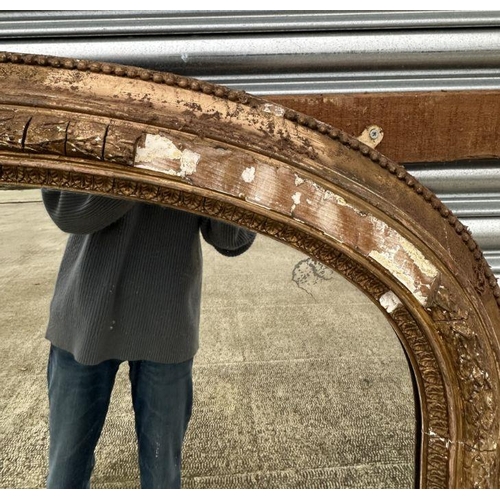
[{"left": 41, "top": 189, "right": 256, "bottom": 365}]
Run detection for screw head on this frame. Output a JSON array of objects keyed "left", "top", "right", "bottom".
[{"left": 369, "top": 128, "right": 379, "bottom": 140}]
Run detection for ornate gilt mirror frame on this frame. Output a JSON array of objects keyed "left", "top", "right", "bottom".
[{"left": 1, "top": 51, "right": 500, "bottom": 489}]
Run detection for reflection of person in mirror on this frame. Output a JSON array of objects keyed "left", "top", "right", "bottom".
[{"left": 41, "top": 190, "right": 256, "bottom": 489}]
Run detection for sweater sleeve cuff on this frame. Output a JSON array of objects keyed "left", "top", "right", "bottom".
[{"left": 200, "top": 218, "right": 256, "bottom": 257}]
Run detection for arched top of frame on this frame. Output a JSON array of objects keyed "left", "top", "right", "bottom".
[
  {"left": 0, "top": 51, "right": 497, "bottom": 306},
  {"left": 1, "top": 51, "right": 500, "bottom": 488}
]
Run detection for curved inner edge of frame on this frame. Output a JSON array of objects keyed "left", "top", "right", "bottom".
[{"left": 1, "top": 156, "right": 458, "bottom": 488}]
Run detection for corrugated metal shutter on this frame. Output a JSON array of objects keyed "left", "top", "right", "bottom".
[
  {"left": 407, "top": 160, "right": 500, "bottom": 277},
  {"left": 2, "top": 10, "right": 500, "bottom": 94},
  {"left": 1, "top": 10, "right": 499, "bottom": 276}
]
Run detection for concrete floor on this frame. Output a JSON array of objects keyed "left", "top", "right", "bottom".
[{"left": 0, "top": 189, "right": 416, "bottom": 489}]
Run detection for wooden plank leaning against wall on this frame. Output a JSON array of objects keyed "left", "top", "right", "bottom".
[{"left": 266, "top": 91, "right": 500, "bottom": 164}]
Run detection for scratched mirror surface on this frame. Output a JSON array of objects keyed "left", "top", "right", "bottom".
[{"left": 0, "top": 187, "right": 416, "bottom": 489}]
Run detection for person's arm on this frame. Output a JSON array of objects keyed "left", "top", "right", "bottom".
[
  {"left": 41, "top": 189, "right": 136, "bottom": 234},
  {"left": 200, "top": 217, "right": 256, "bottom": 257}
]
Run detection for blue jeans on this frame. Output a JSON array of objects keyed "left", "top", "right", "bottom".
[{"left": 46, "top": 345, "right": 193, "bottom": 489}]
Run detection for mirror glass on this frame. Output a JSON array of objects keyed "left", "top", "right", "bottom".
[{"left": 0, "top": 188, "right": 416, "bottom": 489}]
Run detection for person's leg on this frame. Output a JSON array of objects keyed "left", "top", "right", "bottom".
[
  {"left": 129, "top": 358, "right": 193, "bottom": 489},
  {"left": 46, "top": 344, "right": 121, "bottom": 488}
]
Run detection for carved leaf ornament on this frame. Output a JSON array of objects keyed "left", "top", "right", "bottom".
[{"left": 1, "top": 51, "right": 500, "bottom": 488}]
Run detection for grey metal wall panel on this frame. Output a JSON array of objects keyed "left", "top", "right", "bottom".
[
  {"left": 407, "top": 162, "right": 500, "bottom": 195},
  {"left": 208, "top": 69, "right": 500, "bottom": 95},
  {"left": 435, "top": 195, "right": 500, "bottom": 218},
  {"left": 1, "top": 11, "right": 500, "bottom": 94},
  {"left": 0, "top": 10, "right": 499, "bottom": 276},
  {"left": 484, "top": 251, "right": 500, "bottom": 275},
  {"left": 2, "top": 30, "right": 500, "bottom": 73},
  {"left": 458, "top": 218, "right": 500, "bottom": 252},
  {"left": 406, "top": 162, "right": 500, "bottom": 276},
  {"left": 2, "top": 11, "right": 500, "bottom": 38}
]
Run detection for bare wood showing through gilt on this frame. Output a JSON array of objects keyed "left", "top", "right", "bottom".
[{"left": 1, "top": 51, "right": 500, "bottom": 489}]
